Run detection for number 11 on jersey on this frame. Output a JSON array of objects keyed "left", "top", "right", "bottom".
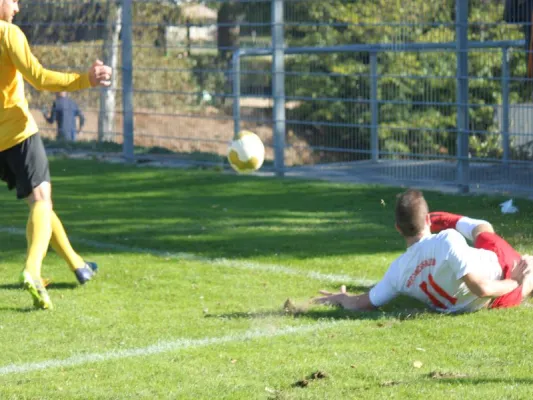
[{"left": 419, "top": 274, "right": 457, "bottom": 309}]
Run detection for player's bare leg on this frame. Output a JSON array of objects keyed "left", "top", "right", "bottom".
[{"left": 471, "top": 223, "right": 495, "bottom": 242}]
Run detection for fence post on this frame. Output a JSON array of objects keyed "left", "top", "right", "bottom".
[
  {"left": 502, "top": 47, "right": 510, "bottom": 164},
  {"left": 455, "top": 0, "right": 469, "bottom": 193},
  {"left": 98, "top": 1, "right": 121, "bottom": 143},
  {"left": 370, "top": 52, "right": 379, "bottom": 162},
  {"left": 122, "top": 0, "right": 134, "bottom": 162},
  {"left": 232, "top": 51, "right": 241, "bottom": 138},
  {"left": 272, "top": 0, "right": 286, "bottom": 177},
  {"left": 186, "top": 18, "right": 191, "bottom": 57}
]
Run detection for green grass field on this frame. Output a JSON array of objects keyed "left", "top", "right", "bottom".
[{"left": 1, "top": 158, "right": 533, "bottom": 399}]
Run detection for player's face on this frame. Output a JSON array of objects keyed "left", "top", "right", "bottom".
[{"left": 0, "top": 0, "right": 19, "bottom": 23}]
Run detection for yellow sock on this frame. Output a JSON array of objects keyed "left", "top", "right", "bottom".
[
  {"left": 26, "top": 214, "right": 32, "bottom": 257},
  {"left": 50, "top": 211, "right": 85, "bottom": 271},
  {"left": 25, "top": 201, "right": 52, "bottom": 280}
]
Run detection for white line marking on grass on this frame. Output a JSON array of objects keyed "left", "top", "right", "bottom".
[
  {"left": 0, "top": 226, "right": 376, "bottom": 286},
  {"left": 0, "top": 321, "right": 350, "bottom": 376}
]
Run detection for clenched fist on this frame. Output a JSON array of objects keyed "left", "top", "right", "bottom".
[{"left": 88, "top": 60, "right": 113, "bottom": 87}]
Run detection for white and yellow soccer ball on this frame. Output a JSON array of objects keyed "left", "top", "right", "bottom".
[{"left": 227, "top": 130, "right": 265, "bottom": 174}]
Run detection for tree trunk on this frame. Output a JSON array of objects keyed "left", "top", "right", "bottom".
[
  {"left": 98, "top": 1, "right": 122, "bottom": 142},
  {"left": 217, "top": 1, "right": 240, "bottom": 62}
]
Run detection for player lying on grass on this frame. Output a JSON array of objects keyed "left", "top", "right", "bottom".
[
  {"left": 0, "top": 0, "right": 112, "bottom": 309},
  {"left": 315, "top": 189, "right": 533, "bottom": 313}
]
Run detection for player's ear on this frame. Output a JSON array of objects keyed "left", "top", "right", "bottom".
[
  {"left": 394, "top": 223, "right": 401, "bottom": 234},
  {"left": 425, "top": 213, "right": 431, "bottom": 226}
]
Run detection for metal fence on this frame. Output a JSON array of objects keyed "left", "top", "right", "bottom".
[{"left": 20, "top": 0, "right": 533, "bottom": 195}]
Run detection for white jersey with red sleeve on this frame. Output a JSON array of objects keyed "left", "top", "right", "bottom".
[{"left": 368, "top": 229, "right": 503, "bottom": 313}]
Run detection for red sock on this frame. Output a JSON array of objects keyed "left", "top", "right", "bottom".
[{"left": 429, "top": 212, "right": 462, "bottom": 233}]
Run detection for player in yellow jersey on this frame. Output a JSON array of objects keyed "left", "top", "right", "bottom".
[{"left": 0, "top": 0, "right": 113, "bottom": 309}]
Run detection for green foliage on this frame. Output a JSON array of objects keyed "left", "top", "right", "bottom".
[
  {"left": 28, "top": 41, "right": 199, "bottom": 111},
  {"left": 17, "top": 1, "right": 183, "bottom": 44},
  {"left": 19, "top": 1, "right": 197, "bottom": 111},
  {"left": 282, "top": 0, "right": 529, "bottom": 161},
  {"left": 17, "top": 1, "right": 107, "bottom": 44},
  {"left": 469, "top": 132, "right": 504, "bottom": 158},
  {"left": 132, "top": 1, "right": 182, "bottom": 44},
  {"left": 16, "top": 1, "right": 532, "bottom": 160}
]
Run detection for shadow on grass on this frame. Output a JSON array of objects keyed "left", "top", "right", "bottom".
[
  {"left": 45, "top": 282, "right": 78, "bottom": 290},
  {"left": 1, "top": 158, "right": 531, "bottom": 262},
  {"left": 0, "top": 306, "right": 39, "bottom": 313},
  {"left": 381, "top": 373, "right": 533, "bottom": 388},
  {"left": 344, "top": 284, "right": 377, "bottom": 293},
  {"left": 205, "top": 306, "right": 431, "bottom": 322},
  {"left": 0, "top": 282, "right": 78, "bottom": 290},
  {"left": 299, "top": 307, "right": 429, "bottom": 321},
  {"left": 0, "top": 158, "right": 408, "bottom": 260},
  {"left": 423, "top": 377, "right": 533, "bottom": 385},
  {"left": 205, "top": 293, "right": 440, "bottom": 321}
]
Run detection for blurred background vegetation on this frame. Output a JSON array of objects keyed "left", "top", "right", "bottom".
[{"left": 16, "top": 0, "right": 532, "bottom": 162}]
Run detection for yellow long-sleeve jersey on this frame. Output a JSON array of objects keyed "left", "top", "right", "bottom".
[{"left": 0, "top": 21, "right": 92, "bottom": 151}]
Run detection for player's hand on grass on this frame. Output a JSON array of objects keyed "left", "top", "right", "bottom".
[
  {"left": 313, "top": 285, "right": 348, "bottom": 307},
  {"left": 89, "top": 60, "right": 113, "bottom": 87}
]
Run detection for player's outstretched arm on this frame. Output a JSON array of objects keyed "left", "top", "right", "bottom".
[
  {"left": 314, "top": 285, "right": 377, "bottom": 311},
  {"left": 5, "top": 24, "right": 111, "bottom": 91}
]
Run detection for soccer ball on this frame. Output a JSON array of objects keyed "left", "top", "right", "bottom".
[{"left": 227, "top": 130, "right": 265, "bottom": 174}]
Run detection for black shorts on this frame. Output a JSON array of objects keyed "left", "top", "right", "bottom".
[{"left": 0, "top": 134, "right": 51, "bottom": 199}]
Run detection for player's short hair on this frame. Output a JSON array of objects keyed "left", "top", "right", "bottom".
[{"left": 395, "top": 189, "right": 429, "bottom": 237}]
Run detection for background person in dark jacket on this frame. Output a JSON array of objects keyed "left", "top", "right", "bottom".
[{"left": 42, "top": 92, "right": 85, "bottom": 141}]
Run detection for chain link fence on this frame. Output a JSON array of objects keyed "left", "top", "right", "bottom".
[{"left": 19, "top": 0, "right": 533, "bottom": 195}]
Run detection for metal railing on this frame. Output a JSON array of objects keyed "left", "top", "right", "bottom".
[
  {"left": 20, "top": 0, "right": 533, "bottom": 195},
  {"left": 233, "top": 39, "right": 525, "bottom": 190}
]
